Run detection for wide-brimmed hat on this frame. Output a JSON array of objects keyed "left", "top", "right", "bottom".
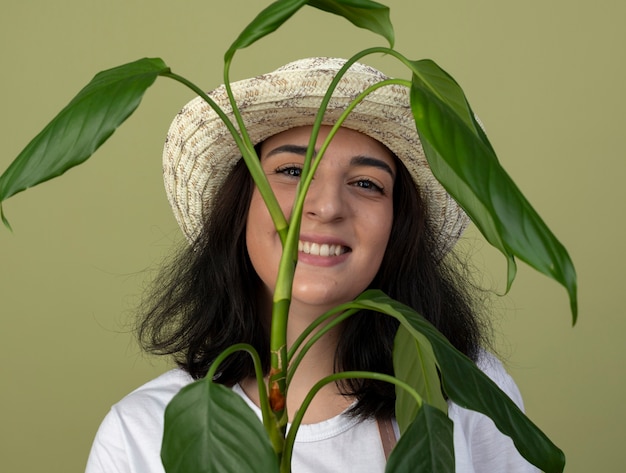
[{"left": 163, "top": 57, "right": 468, "bottom": 252}]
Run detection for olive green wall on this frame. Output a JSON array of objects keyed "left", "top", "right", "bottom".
[{"left": 1, "top": 1, "right": 623, "bottom": 471}]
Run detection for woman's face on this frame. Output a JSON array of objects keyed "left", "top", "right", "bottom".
[{"left": 246, "top": 125, "right": 396, "bottom": 314}]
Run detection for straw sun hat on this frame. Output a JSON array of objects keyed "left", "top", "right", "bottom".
[{"left": 163, "top": 57, "right": 468, "bottom": 252}]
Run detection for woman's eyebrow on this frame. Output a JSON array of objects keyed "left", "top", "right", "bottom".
[
  {"left": 350, "top": 156, "right": 395, "bottom": 178},
  {"left": 265, "top": 144, "right": 309, "bottom": 158}
]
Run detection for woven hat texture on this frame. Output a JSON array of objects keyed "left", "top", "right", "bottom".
[{"left": 163, "top": 57, "right": 468, "bottom": 252}]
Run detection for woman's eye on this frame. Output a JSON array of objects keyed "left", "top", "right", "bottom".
[
  {"left": 352, "top": 179, "right": 384, "bottom": 194},
  {"left": 276, "top": 165, "right": 302, "bottom": 178}
]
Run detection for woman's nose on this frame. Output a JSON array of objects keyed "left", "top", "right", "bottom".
[{"left": 303, "top": 178, "right": 346, "bottom": 223}]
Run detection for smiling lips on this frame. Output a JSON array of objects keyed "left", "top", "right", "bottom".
[{"left": 298, "top": 240, "right": 349, "bottom": 257}]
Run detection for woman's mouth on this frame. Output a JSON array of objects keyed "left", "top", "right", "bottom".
[{"left": 298, "top": 240, "right": 350, "bottom": 257}]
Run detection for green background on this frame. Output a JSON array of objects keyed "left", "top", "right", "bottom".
[{"left": 1, "top": 0, "right": 623, "bottom": 471}]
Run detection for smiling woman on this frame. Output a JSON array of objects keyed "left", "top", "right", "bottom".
[
  {"left": 248, "top": 126, "right": 395, "bottom": 317},
  {"left": 84, "top": 57, "right": 539, "bottom": 473},
  {"left": 4, "top": 0, "right": 622, "bottom": 470}
]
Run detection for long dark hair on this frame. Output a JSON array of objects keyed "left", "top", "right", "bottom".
[
  {"left": 138, "top": 156, "right": 486, "bottom": 419},
  {"left": 337, "top": 158, "right": 485, "bottom": 418}
]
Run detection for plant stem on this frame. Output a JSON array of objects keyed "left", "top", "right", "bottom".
[
  {"left": 205, "top": 343, "right": 284, "bottom": 453},
  {"left": 265, "top": 55, "right": 413, "bottom": 442},
  {"left": 269, "top": 299, "right": 290, "bottom": 437},
  {"left": 280, "top": 371, "right": 422, "bottom": 473},
  {"left": 161, "top": 70, "right": 289, "bottom": 243},
  {"left": 286, "top": 308, "right": 357, "bottom": 385}
]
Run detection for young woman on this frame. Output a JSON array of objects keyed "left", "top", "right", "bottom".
[{"left": 85, "top": 57, "right": 538, "bottom": 472}]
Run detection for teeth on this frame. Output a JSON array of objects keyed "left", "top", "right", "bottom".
[{"left": 298, "top": 240, "right": 345, "bottom": 256}]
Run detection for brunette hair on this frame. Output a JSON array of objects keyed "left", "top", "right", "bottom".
[{"left": 138, "top": 155, "right": 486, "bottom": 419}]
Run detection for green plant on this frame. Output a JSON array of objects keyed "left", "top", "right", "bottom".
[{"left": 0, "top": 1, "right": 577, "bottom": 472}]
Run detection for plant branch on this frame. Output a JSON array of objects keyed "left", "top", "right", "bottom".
[
  {"left": 267, "top": 59, "right": 412, "bottom": 436},
  {"left": 205, "top": 343, "right": 283, "bottom": 454},
  {"left": 286, "top": 308, "right": 358, "bottom": 385},
  {"left": 162, "top": 70, "right": 289, "bottom": 243},
  {"left": 280, "top": 370, "right": 422, "bottom": 472}
]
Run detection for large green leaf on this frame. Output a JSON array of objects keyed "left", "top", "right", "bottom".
[
  {"left": 352, "top": 290, "right": 565, "bottom": 473},
  {"left": 225, "top": 0, "right": 306, "bottom": 62},
  {"left": 162, "top": 378, "right": 280, "bottom": 473},
  {"left": 408, "top": 59, "right": 577, "bottom": 323},
  {"left": 407, "top": 59, "right": 493, "bottom": 151},
  {"left": 0, "top": 57, "right": 169, "bottom": 229},
  {"left": 393, "top": 325, "right": 447, "bottom": 434},
  {"left": 386, "top": 403, "right": 454, "bottom": 473},
  {"left": 308, "top": 0, "right": 394, "bottom": 47},
  {"left": 225, "top": 0, "right": 393, "bottom": 62}
]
